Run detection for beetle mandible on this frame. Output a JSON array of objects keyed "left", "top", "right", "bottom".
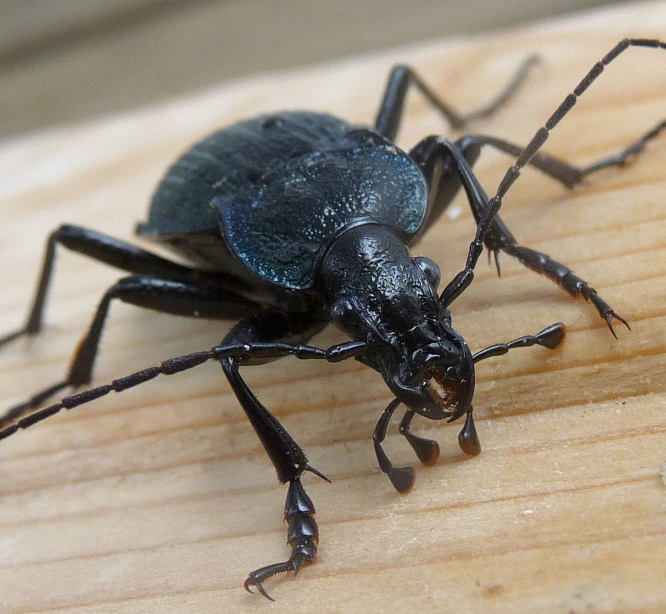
[{"left": 1, "top": 38, "right": 665, "bottom": 599}]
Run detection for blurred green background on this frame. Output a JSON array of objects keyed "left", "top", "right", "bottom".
[{"left": 0, "top": 0, "right": 613, "bottom": 137}]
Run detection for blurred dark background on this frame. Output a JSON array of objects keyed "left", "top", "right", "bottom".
[{"left": 1, "top": 0, "right": 614, "bottom": 137}]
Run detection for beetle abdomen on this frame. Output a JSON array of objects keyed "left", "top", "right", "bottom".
[
  {"left": 218, "top": 130, "right": 428, "bottom": 289},
  {"left": 138, "top": 112, "right": 352, "bottom": 237}
]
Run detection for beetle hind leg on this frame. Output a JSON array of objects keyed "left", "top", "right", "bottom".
[
  {"left": 374, "top": 55, "right": 538, "bottom": 141},
  {"left": 0, "top": 273, "right": 260, "bottom": 428},
  {"left": 0, "top": 224, "right": 196, "bottom": 349}
]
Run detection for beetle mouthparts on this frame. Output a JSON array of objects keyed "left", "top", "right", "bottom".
[{"left": 425, "top": 371, "right": 457, "bottom": 410}]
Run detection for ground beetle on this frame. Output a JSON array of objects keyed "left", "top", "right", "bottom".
[{"left": 1, "top": 38, "right": 666, "bottom": 600}]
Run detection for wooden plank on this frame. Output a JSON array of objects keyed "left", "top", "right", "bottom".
[{"left": 0, "top": 2, "right": 665, "bottom": 612}]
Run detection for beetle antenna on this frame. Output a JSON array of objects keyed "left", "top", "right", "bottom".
[
  {"left": 0, "top": 339, "right": 368, "bottom": 443},
  {"left": 0, "top": 348, "right": 221, "bottom": 442},
  {"left": 487, "top": 38, "right": 666, "bottom": 216}
]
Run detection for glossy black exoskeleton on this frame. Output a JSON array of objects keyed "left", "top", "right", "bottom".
[{"left": 2, "top": 38, "right": 666, "bottom": 600}]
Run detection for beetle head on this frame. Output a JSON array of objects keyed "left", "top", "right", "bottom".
[
  {"left": 319, "top": 223, "right": 475, "bottom": 421},
  {"left": 386, "top": 321, "right": 475, "bottom": 421}
]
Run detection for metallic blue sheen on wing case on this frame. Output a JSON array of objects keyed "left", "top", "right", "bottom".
[{"left": 217, "top": 142, "right": 427, "bottom": 289}]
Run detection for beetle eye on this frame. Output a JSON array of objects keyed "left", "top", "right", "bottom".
[
  {"left": 415, "top": 256, "right": 441, "bottom": 289},
  {"left": 331, "top": 297, "right": 361, "bottom": 332}
]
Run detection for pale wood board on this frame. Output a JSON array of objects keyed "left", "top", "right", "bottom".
[{"left": 1, "top": 2, "right": 665, "bottom": 612}]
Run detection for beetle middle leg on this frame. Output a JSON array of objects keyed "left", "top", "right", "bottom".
[
  {"left": 454, "top": 121, "right": 666, "bottom": 191},
  {"left": 0, "top": 224, "right": 201, "bottom": 348},
  {"left": 413, "top": 118, "right": 666, "bottom": 235},
  {"left": 408, "top": 127, "right": 666, "bottom": 335},
  {"left": 0, "top": 272, "right": 264, "bottom": 427}
]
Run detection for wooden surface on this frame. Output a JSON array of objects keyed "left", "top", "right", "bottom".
[{"left": 1, "top": 2, "right": 666, "bottom": 612}]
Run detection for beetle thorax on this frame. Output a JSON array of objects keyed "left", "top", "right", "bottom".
[{"left": 318, "top": 224, "right": 440, "bottom": 341}]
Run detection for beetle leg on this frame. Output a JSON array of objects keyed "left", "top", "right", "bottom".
[
  {"left": 410, "top": 40, "right": 666, "bottom": 325},
  {"left": 453, "top": 120, "right": 666, "bottom": 193},
  {"left": 447, "top": 143, "right": 632, "bottom": 335},
  {"left": 243, "top": 478, "right": 319, "bottom": 601},
  {"left": 411, "top": 133, "right": 592, "bottom": 237},
  {"left": 418, "top": 122, "right": 666, "bottom": 235},
  {"left": 472, "top": 39, "right": 666, "bottom": 334},
  {"left": 410, "top": 122, "right": 666, "bottom": 241},
  {"left": 0, "top": 225, "right": 200, "bottom": 349},
  {"left": 576, "top": 119, "right": 666, "bottom": 174},
  {"left": 375, "top": 55, "right": 538, "bottom": 140},
  {"left": 218, "top": 312, "right": 335, "bottom": 599},
  {"left": 410, "top": 128, "right": 658, "bottom": 334},
  {"left": 373, "top": 398, "right": 415, "bottom": 493},
  {"left": 407, "top": 137, "right": 499, "bottom": 307},
  {"left": 399, "top": 409, "right": 440, "bottom": 466},
  {"left": 1, "top": 273, "right": 263, "bottom": 423},
  {"left": 503, "top": 244, "right": 631, "bottom": 337}
]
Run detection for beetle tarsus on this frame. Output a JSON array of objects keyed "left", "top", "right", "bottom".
[
  {"left": 602, "top": 309, "right": 631, "bottom": 339},
  {"left": 374, "top": 54, "right": 539, "bottom": 140},
  {"left": 581, "top": 285, "right": 630, "bottom": 338},
  {"left": 245, "top": 478, "right": 319, "bottom": 601},
  {"left": 580, "top": 119, "right": 666, "bottom": 175}
]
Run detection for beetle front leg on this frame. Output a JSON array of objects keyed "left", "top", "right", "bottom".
[
  {"left": 222, "top": 355, "right": 323, "bottom": 600},
  {"left": 243, "top": 479, "right": 319, "bottom": 600},
  {"left": 408, "top": 136, "right": 500, "bottom": 307},
  {"left": 218, "top": 312, "right": 342, "bottom": 599}
]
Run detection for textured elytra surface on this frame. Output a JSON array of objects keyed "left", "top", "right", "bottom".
[
  {"left": 0, "top": 3, "right": 665, "bottom": 613},
  {"left": 220, "top": 136, "right": 427, "bottom": 289}
]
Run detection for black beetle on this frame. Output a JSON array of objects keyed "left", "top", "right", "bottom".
[{"left": 1, "top": 38, "right": 665, "bottom": 600}]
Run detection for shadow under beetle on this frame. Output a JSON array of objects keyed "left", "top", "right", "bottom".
[{"left": 2, "top": 38, "right": 666, "bottom": 599}]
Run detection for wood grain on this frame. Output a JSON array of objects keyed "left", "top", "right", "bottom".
[{"left": 1, "top": 2, "right": 665, "bottom": 612}]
